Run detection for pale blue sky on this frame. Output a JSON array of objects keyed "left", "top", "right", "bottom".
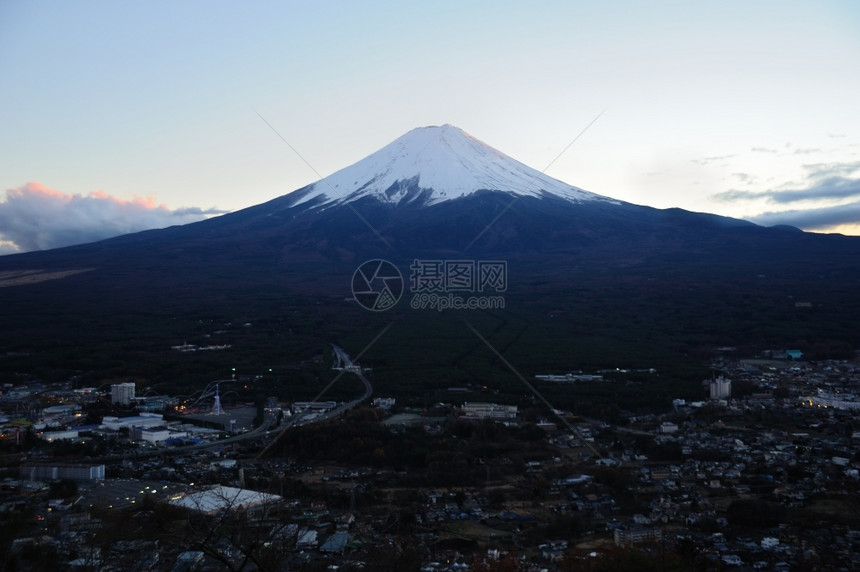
[{"left": 2, "top": 0, "right": 859, "bottom": 252}]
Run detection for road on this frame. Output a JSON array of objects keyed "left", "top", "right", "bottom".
[{"left": 330, "top": 343, "right": 373, "bottom": 405}]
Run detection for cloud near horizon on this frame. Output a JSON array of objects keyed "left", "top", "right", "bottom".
[
  {"left": 751, "top": 200, "right": 860, "bottom": 231},
  {"left": 0, "top": 182, "right": 225, "bottom": 254},
  {"left": 711, "top": 161, "right": 860, "bottom": 231},
  {"left": 714, "top": 175, "right": 860, "bottom": 205}
]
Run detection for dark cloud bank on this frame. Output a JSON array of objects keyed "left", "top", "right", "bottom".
[{"left": 712, "top": 161, "right": 860, "bottom": 231}]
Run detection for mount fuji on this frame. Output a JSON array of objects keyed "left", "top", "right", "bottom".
[{"left": 185, "top": 123, "right": 849, "bottom": 265}]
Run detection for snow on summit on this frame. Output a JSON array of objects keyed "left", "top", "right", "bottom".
[{"left": 290, "top": 125, "right": 614, "bottom": 209}]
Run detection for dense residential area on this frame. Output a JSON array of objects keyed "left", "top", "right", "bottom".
[{"left": 2, "top": 354, "right": 860, "bottom": 571}]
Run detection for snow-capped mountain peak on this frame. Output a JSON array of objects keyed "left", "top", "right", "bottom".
[{"left": 288, "top": 124, "right": 615, "bottom": 209}]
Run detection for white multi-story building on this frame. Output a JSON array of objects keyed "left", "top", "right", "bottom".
[
  {"left": 20, "top": 463, "right": 105, "bottom": 481},
  {"left": 462, "top": 402, "right": 518, "bottom": 420},
  {"left": 709, "top": 377, "right": 731, "bottom": 400},
  {"left": 111, "top": 382, "right": 136, "bottom": 405}
]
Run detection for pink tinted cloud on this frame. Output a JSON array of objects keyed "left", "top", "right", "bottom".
[{"left": 0, "top": 182, "right": 224, "bottom": 254}]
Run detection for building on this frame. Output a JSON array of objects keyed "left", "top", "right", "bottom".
[
  {"left": 709, "top": 377, "right": 731, "bottom": 400},
  {"left": 614, "top": 527, "right": 662, "bottom": 547},
  {"left": 131, "top": 426, "right": 187, "bottom": 443},
  {"left": 462, "top": 402, "right": 518, "bottom": 420},
  {"left": 40, "top": 430, "right": 79, "bottom": 442},
  {"left": 535, "top": 373, "right": 604, "bottom": 383},
  {"left": 372, "top": 397, "right": 396, "bottom": 410},
  {"left": 101, "top": 413, "right": 165, "bottom": 431},
  {"left": 111, "top": 382, "right": 136, "bottom": 406},
  {"left": 320, "top": 532, "right": 352, "bottom": 554},
  {"left": 174, "top": 552, "right": 204, "bottom": 570},
  {"left": 137, "top": 395, "right": 176, "bottom": 412},
  {"left": 296, "top": 529, "right": 318, "bottom": 549},
  {"left": 660, "top": 421, "right": 679, "bottom": 434},
  {"left": 292, "top": 401, "right": 337, "bottom": 415},
  {"left": 20, "top": 463, "right": 105, "bottom": 481},
  {"left": 170, "top": 485, "right": 282, "bottom": 516},
  {"left": 42, "top": 404, "right": 81, "bottom": 418}
]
